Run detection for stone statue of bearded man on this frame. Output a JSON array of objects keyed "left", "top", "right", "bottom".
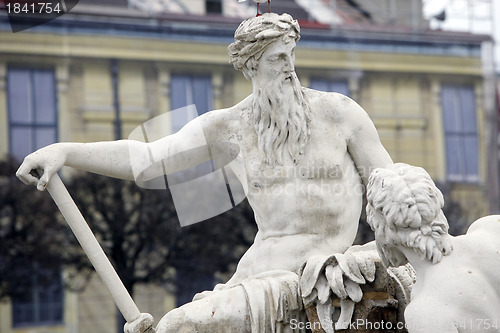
[
  {"left": 17, "top": 13, "right": 395, "bottom": 333},
  {"left": 152, "top": 13, "right": 393, "bottom": 333},
  {"left": 229, "top": 13, "right": 311, "bottom": 166}
]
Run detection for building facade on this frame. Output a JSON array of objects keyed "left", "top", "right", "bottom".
[{"left": 0, "top": 1, "right": 495, "bottom": 332}]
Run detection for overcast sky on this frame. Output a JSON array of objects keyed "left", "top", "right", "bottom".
[{"left": 423, "top": 0, "right": 500, "bottom": 72}]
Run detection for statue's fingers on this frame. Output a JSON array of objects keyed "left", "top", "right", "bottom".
[
  {"left": 355, "top": 254, "right": 368, "bottom": 277},
  {"left": 357, "top": 254, "right": 376, "bottom": 282},
  {"left": 36, "top": 164, "right": 59, "bottom": 191},
  {"left": 315, "top": 274, "right": 331, "bottom": 304},
  {"left": 21, "top": 172, "right": 39, "bottom": 186},
  {"left": 37, "top": 171, "right": 51, "bottom": 191},
  {"left": 16, "top": 163, "right": 39, "bottom": 186},
  {"left": 345, "top": 254, "right": 365, "bottom": 284},
  {"left": 335, "top": 299, "right": 356, "bottom": 331},
  {"left": 124, "top": 313, "right": 154, "bottom": 333},
  {"left": 336, "top": 253, "right": 349, "bottom": 276},
  {"left": 303, "top": 288, "right": 318, "bottom": 306},
  {"left": 316, "top": 302, "right": 335, "bottom": 333},
  {"left": 325, "top": 265, "right": 347, "bottom": 299},
  {"left": 344, "top": 279, "right": 363, "bottom": 302},
  {"left": 338, "top": 253, "right": 364, "bottom": 284}
]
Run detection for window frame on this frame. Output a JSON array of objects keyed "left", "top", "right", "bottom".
[
  {"left": 441, "top": 83, "right": 479, "bottom": 183},
  {"left": 169, "top": 73, "right": 215, "bottom": 180},
  {"left": 309, "top": 77, "right": 350, "bottom": 96},
  {"left": 11, "top": 262, "right": 64, "bottom": 328},
  {"left": 7, "top": 67, "right": 58, "bottom": 162},
  {"left": 205, "top": 0, "right": 223, "bottom": 14}
]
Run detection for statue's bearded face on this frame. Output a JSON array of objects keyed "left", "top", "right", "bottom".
[
  {"left": 251, "top": 37, "right": 310, "bottom": 166},
  {"left": 254, "top": 37, "right": 296, "bottom": 87}
]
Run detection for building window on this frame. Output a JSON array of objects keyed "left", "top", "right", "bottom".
[
  {"left": 170, "top": 74, "right": 213, "bottom": 132},
  {"left": 170, "top": 74, "right": 216, "bottom": 302},
  {"left": 12, "top": 263, "right": 64, "bottom": 327},
  {"left": 309, "top": 78, "right": 350, "bottom": 96},
  {"left": 169, "top": 73, "right": 214, "bottom": 176},
  {"left": 7, "top": 68, "right": 58, "bottom": 162},
  {"left": 441, "top": 84, "right": 479, "bottom": 182},
  {"left": 169, "top": 74, "right": 214, "bottom": 177},
  {"left": 206, "top": 0, "right": 222, "bottom": 14}
]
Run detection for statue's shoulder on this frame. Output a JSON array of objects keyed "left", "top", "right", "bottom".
[
  {"left": 463, "top": 215, "right": 500, "bottom": 254},
  {"left": 466, "top": 215, "right": 500, "bottom": 236},
  {"left": 303, "top": 87, "right": 363, "bottom": 122},
  {"left": 200, "top": 96, "right": 251, "bottom": 137},
  {"left": 304, "top": 87, "right": 357, "bottom": 109},
  {"left": 202, "top": 99, "right": 244, "bottom": 123}
]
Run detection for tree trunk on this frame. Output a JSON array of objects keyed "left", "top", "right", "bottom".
[{"left": 116, "top": 280, "right": 133, "bottom": 333}]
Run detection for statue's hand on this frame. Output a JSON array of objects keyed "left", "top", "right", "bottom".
[
  {"left": 326, "top": 251, "right": 376, "bottom": 301},
  {"left": 16, "top": 144, "right": 66, "bottom": 191},
  {"left": 124, "top": 313, "right": 155, "bottom": 333}
]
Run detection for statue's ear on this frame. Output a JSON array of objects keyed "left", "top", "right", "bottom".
[
  {"left": 250, "top": 59, "right": 258, "bottom": 73},
  {"left": 243, "top": 58, "right": 258, "bottom": 80}
]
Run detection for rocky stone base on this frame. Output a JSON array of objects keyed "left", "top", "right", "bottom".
[{"left": 305, "top": 262, "right": 415, "bottom": 333}]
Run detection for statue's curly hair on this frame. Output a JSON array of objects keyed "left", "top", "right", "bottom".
[
  {"left": 228, "top": 13, "right": 300, "bottom": 80},
  {"left": 366, "top": 163, "right": 453, "bottom": 267}
]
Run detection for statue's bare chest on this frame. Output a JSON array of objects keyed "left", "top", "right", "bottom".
[{"left": 235, "top": 119, "right": 349, "bottom": 187}]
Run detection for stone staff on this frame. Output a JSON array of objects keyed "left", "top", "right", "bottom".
[{"left": 44, "top": 172, "right": 154, "bottom": 333}]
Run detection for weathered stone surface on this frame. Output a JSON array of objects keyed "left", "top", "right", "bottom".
[
  {"left": 366, "top": 164, "right": 500, "bottom": 333},
  {"left": 305, "top": 261, "right": 414, "bottom": 333},
  {"left": 17, "top": 13, "right": 416, "bottom": 333}
]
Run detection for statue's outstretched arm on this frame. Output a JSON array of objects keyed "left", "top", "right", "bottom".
[
  {"left": 16, "top": 109, "right": 227, "bottom": 190},
  {"left": 16, "top": 140, "right": 140, "bottom": 190}
]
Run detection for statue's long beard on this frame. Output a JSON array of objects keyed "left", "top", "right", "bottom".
[{"left": 253, "top": 72, "right": 311, "bottom": 166}]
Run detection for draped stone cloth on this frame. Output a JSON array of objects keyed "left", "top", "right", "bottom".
[
  {"left": 191, "top": 246, "right": 416, "bottom": 333},
  {"left": 238, "top": 270, "right": 307, "bottom": 333},
  {"left": 194, "top": 270, "right": 307, "bottom": 333}
]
